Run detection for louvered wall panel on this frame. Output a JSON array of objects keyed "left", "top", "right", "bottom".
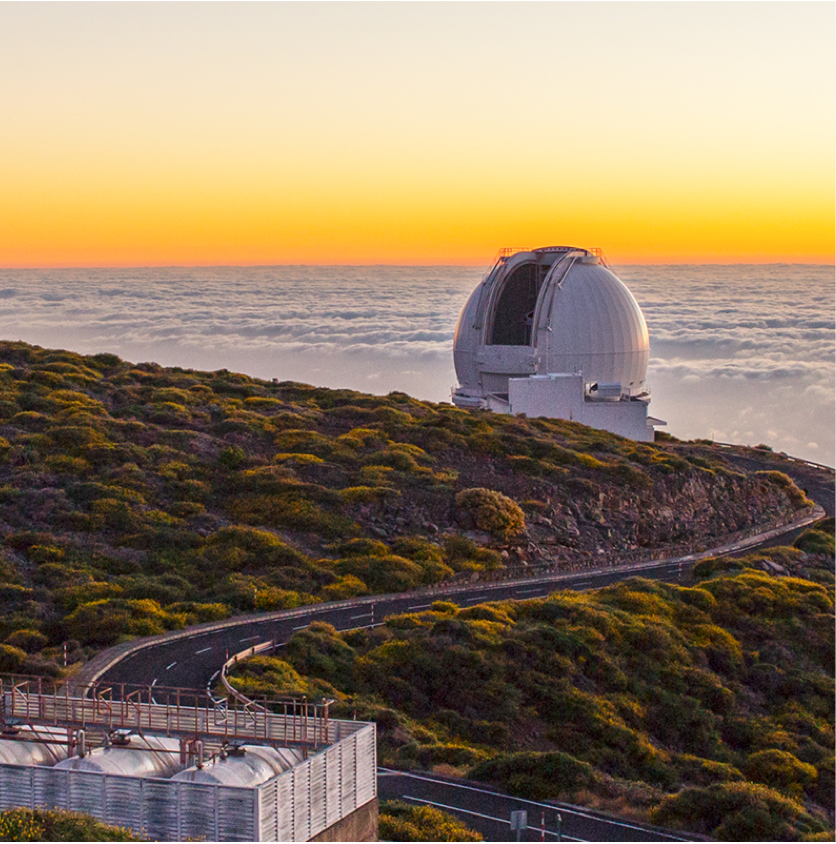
[
  {"left": 178, "top": 783, "right": 218, "bottom": 841},
  {"left": 67, "top": 771, "right": 105, "bottom": 819},
  {"left": 104, "top": 775, "right": 143, "bottom": 833},
  {"left": 218, "top": 786, "right": 255, "bottom": 842},
  {"left": 142, "top": 779, "right": 179, "bottom": 842},
  {"left": 273, "top": 769, "right": 294, "bottom": 842},
  {"left": 292, "top": 763, "right": 310, "bottom": 842},
  {"left": 258, "top": 777, "right": 278, "bottom": 842},
  {"left": 324, "top": 746, "right": 342, "bottom": 829},
  {"left": 33, "top": 767, "right": 68, "bottom": 812},
  {"left": 0, "top": 765, "right": 33, "bottom": 810},
  {"left": 308, "top": 753, "right": 327, "bottom": 839},
  {"left": 0, "top": 718, "right": 376, "bottom": 841},
  {"left": 339, "top": 734, "right": 356, "bottom": 814},
  {"left": 355, "top": 725, "right": 377, "bottom": 806}
]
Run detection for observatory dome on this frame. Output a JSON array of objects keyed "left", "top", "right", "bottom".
[
  {"left": 452, "top": 246, "right": 661, "bottom": 441},
  {"left": 453, "top": 246, "right": 649, "bottom": 399}
]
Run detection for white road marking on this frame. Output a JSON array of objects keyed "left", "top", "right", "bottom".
[
  {"left": 165, "top": 662, "right": 177, "bottom": 670},
  {"left": 400, "top": 796, "right": 583, "bottom": 841},
  {"left": 239, "top": 636, "right": 259, "bottom": 642},
  {"left": 408, "top": 604, "right": 433, "bottom": 610},
  {"left": 151, "top": 678, "right": 158, "bottom": 686},
  {"left": 378, "top": 769, "right": 689, "bottom": 839},
  {"left": 195, "top": 647, "right": 212, "bottom": 655},
  {"left": 292, "top": 624, "right": 308, "bottom": 630},
  {"left": 350, "top": 614, "right": 370, "bottom": 620}
]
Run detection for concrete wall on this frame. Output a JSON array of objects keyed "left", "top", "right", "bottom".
[{"left": 310, "top": 799, "right": 378, "bottom": 843}]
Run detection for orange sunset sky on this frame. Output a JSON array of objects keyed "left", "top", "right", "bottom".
[{"left": 1, "top": 2, "right": 833, "bottom": 267}]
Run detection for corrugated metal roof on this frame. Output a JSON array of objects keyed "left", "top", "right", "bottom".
[{"left": 0, "top": 726, "right": 68, "bottom": 767}]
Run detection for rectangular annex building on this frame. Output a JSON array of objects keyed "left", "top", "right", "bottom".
[{"left": 0, "top": 675, "right": 377, "bottom": 841}]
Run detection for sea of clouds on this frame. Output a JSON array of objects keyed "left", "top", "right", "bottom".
[{"left": 0, "top": 263, "right": 832, "bottom": 466}]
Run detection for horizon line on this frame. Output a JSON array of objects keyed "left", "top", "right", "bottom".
[{"left": 2, "top": 260, "right": 834, "bottom": 271}]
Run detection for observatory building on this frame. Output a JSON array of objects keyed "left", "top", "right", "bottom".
[{"left": 452, "top": 246, "right": 664, "bottom": 441}]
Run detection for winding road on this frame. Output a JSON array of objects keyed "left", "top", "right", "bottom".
[{"left": 71, "top": 452, "right": 832, "bottom": 841}]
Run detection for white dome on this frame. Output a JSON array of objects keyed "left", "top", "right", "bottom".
[{"left": 453, "top": 247, "right": 649, "bottom": 400}]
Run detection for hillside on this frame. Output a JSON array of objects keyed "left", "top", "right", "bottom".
[
  {"left": 0, "top": 340, "right": 817, "bottom": 673},
  {"left": 228, "top": 551, "right": 835, "bottom": 841}
]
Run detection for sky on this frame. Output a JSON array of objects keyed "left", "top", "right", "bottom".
[{"left": 1, "top": 2, "right": 834, "bottom": 267}]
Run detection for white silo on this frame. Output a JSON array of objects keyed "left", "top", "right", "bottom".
[{"left": 452, "top": 246, "right": 663, "bottom": 441}]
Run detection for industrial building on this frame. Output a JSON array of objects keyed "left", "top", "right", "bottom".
[
  {"left": 452, "top": 246, "right": 664, "bottom": 441},
  {"left": 0, "top": 675, "right": 376, "bottom": 841}
]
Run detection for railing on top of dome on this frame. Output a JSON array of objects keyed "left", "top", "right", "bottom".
[
  {"left": 480, "top": 247, "right": 532, "bottom": 282},
  {"left": 480, "top": 245, "right": 610, "bottom": 284},
  {"left": 589, "top": 247, "right": 611, "bottom": 267}
]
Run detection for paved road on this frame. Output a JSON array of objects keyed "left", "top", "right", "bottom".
[
  {"left": 81, "top": 453, "right": 830, "bottom": 843},
  {"left": 95, "top": 554, "right": 709, "bottom": 693},
  {"left": 87, "top": 441, "right": 833, "bottom": 696},
  {"left": 76, "top": 448, "right": 833, "bottom": 698},
  {"left": 91, "top": 505, "right": 822, "bottom": 695},
  {"left": 378, "top": 769, "right": 703, "bottom": 842}
]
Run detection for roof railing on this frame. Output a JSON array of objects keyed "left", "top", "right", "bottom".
[{"left": 0, "top": 673, "right": 336, "bottom": 750}]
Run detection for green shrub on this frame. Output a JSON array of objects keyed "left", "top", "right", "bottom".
[
  {"left": 4, "top": 628, "right": 48, "bottom": 653},
  {"left": 674, "top": 754, "right": 743, "bottom": 787},
  {"left": 744, "top": 749, "right": 818, "bottom": 798},
  {"left": 379, "top": 801, "right": 482, "bottom": 842},
  {"left": 755, "top": 471, "right": 811, "bottom": 507},
  {"left": 0, "top": 808, "right": 140, "bottom": 841},
  {"left": 64, "top": 598, "right": 183, "bottom": 646},
  {"left": 652, "top": 781, "right": 826, "bottom": 840},
  {"left": 794, "top": 528, "right": 834, "bottom": 557},
  {"left": 336, "top": 554, "right": 425, "bottom": 593},
  {"left": 442, "top": 535, "right": 502, "bottom": 571},
  {"left": 470, "top": 751, "right": 598, "bottom": 800},
  {"left": 0, "top": 643, "right": 28, "bottom": 672},
  {"left": 455, "top": 488, "right": 525, "bottom": 541}
]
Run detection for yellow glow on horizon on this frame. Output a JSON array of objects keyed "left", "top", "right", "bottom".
[{"left": 0, "top": 2, "right": 832, "bottom": 268}]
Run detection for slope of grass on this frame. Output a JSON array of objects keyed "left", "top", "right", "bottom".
[
  {"left": 0, "top": 340, "right": 812, "bottom": 675},
  {"left": 229, "top": 559, "right": 835, "bottom": 841}
]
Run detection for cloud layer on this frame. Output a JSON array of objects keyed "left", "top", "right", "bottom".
[
  {"left": 0, "top": 263, "right": 832, "bottom": 465},
  {"left": 621, "top": 265, "right": 834, "bottom": 463}
]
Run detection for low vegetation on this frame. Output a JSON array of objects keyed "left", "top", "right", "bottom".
[
  {"left": 0, "top": 341, "right": 830, "bottom": 841},
  {"left": 229, "top": 547, "right": 835, "bottom": 842},
  {"left": 0, "top": 808, "right": 139, "bottom": 841},
  {"left": 0, "top": 341, "right": 812, "bottom": 674},
  {"left": 379, "top": 800, "right": 482, "bottom": 841}
]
